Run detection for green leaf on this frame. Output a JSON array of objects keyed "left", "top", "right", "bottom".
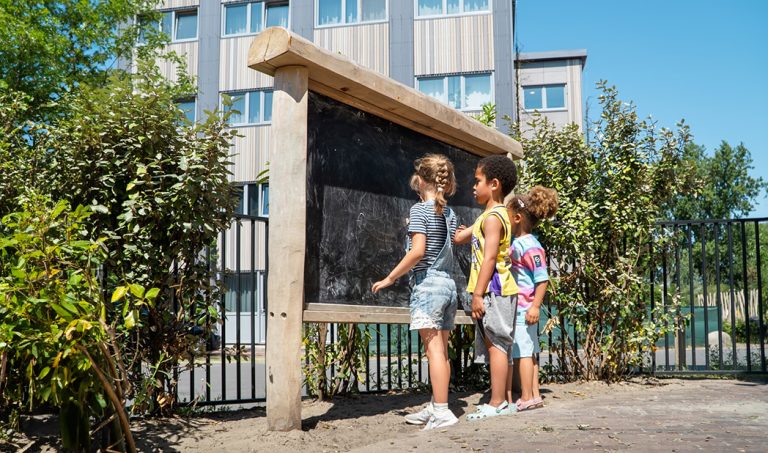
[
  {"left": 125, "top": 310, "right": 137, "bottom": 329},
  {"left": 129, "top": 283, "right": 145, "bottom": 298},
  {"left": 112, "top": 286, "right": 128, "bottom": 303},
  {"left": 50, "top": 304, "right": 73, "bottom": 320},
  {"left": 39, "top": 366, "right": 51, "bottom": 379},
  {"left": 145, "top": 287, "right": 160, "bottom": 301}
]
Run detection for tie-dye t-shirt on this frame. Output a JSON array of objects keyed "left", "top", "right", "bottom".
[{"left": 509, "top": 234, "right": 549, "bottom": 310}]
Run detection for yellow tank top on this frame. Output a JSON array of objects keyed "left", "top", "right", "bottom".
[{"left": 467, "top": 205, "right": 518, "bottom": 296}]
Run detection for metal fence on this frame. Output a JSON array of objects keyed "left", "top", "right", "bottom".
[
  {"left": 651, "top": 218, "right": 766, "bottom": 373},
  {"left": 175, "top": 214, "right": 269, "bottom": 406},
  {"left": 176, "top": 216, "right": 767, "bottom": 406}
]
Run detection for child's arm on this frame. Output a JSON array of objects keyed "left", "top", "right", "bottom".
[
  {"left": 525, "top": 281, "right": 548, "bottom": 324},
  {"left": 470, "top": 215, "right": 502, "bottom": 320},
  {"left": 372, "top": 233, "right": 426, "bottom": 293},
  {"left": 453, "top": 224, "right": 472, "bottom": 244}
]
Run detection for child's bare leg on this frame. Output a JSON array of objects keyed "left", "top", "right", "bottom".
[
  {"left": 484, "top": 338, "right": 509, "bottom": 407},
  {"left": 421, "top": 328, "right": 449, "bottom": 404},
  {"left": 532, "top": 356, "right": 541, "bottom": 400},
  {"left": 505, "top": 364, "right": 513, "bottom": 403},
  {"left": 440, "top": 330, "right": 451, "bottom": 386},
  {"left": 518, "top": 356, "right": 534, "bottom": 402}
]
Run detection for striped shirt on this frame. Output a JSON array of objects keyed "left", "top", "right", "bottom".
[{"left": 408, "top": 200, "right": 457, "bottom": 273}]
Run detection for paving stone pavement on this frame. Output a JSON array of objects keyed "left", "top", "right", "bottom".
[{"left": 350, "top": 379, "right": 768, "bottom": 453}]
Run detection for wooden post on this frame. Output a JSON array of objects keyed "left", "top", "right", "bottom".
[{"left": 266, "top": 65, "right": 309, "bottom": 431}]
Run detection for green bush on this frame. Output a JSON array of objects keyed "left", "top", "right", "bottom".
[
  {"left": 507, "top": 82, "right": 693, "bottom": 381},
  {"left": 723, "top": 319, "right": 767, "bottom": 344},
  {"left": 0, "top": 196, "right": 155, "bottom": 451}
]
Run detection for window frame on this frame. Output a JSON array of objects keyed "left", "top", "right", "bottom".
[
  {"left": 315, "top": 0, "right": 389, "bottom": 28},
  {"left": 233, "top": 181, "right": 270, "bottom": 218},
  {"left": 414, "top": 0, "right": 491, "bottom": 20},
  {"left": 415, "top": 72, "right": 494, "bottom": 112},
  {"left": 154, "top": 8, "right": 199, "bottom": 43},
  {"left": 522, "top": 84, "right": 568, "bottom": 112},
  {"left": 221, "top": 89, "right": 274, "bottom": 127},
  {"left": 222, "top": 1, "right": 291, "bottom": 38}
]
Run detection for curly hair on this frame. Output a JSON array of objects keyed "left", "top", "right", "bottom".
[
  {"left": 507, "top": 185, "right": 558, "bottom": 227},
  {"left": 409, "top": 154, "right": 456, "bottom": 215},
  {"left": 477, "top": 155, "right": 518, "bottom": 197}
]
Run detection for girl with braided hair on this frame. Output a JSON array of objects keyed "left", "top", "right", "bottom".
[
  {"left": 506, "top": 185, "right": 558, "bottom": 411},
  {"left": 372, "top": 153, "right": 459, "bottom": 430}
]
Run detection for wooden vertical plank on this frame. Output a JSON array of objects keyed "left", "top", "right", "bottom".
[{"left": 266, "top": 65, "right": 309, "bottom": 431}]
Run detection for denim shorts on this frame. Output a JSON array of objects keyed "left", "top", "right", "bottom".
[
  {"left": 409, "top": 270, "right": 458, "bottom": 331},
  {"left": 512, "top": 308, "right": 541, "bottom": 358}
]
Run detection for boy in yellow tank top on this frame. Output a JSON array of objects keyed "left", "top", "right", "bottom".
[{"left": 455, "top": 155, "right": 519, "bottom": 420}]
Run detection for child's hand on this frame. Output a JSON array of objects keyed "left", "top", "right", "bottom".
[
  {"left": 525, "top": 306, "right": 540, "bottom": 325},
  {"left": 372, "top": 276, "right": 395, "bottom": 294},
  {"left": 453, "top": 225, "right": 471, "bottom": 244},
  {"left": 471, "top": 293, "right": 485, "bottom": 320}
]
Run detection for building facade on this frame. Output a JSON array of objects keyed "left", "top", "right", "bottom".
[
  {"left": 516, "top": 49, "right": 587, "bottom": 132},
  {"left": 146, "top": 0, "right": 584, "bottom": 192}
]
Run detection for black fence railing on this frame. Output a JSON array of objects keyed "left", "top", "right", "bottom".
[
  {"left": 175, "top": 214, "right": 269, "bottom": 406},
  {"left": 651, "top": 217, "right": 767, "bottom": 373},
  {"left": 177, "top": 216, "right": 767, "bottom": 406}
]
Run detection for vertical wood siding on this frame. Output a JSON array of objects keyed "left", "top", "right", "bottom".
[
  {"left": 220, "top": 36, "right": 275, "bottom": 91},
  {"left": 228, "top": 125, "right": 271, "bottom": 183},
  {"left": 161, "top": 0, "right": 199, "bottom": 9},
  {"left": 156, "top": 42, "right": 199, "bottom": 82},
  {"left": 313, "top": 23, "right": 389, "bottom": 76},
  {"left": 413, "top": 14, "right": 494, "bottom": 76}
]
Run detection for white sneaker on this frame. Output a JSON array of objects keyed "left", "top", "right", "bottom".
[
  {"left": 404, "top": 403, "right": 433, "bottom": 425},
  {"left": 422, "top": 410, "right": 459, "bottom": 431}
]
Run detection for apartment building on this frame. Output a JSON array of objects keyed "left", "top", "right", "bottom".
[
  {"left": 145, "top": 0, "right": 584, "bottom": 186},
  {"left": 139, "top": 0, "right": 585, "bottom": 343}
]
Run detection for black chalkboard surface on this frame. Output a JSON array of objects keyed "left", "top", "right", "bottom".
[{"left": 305, "top": 93, "right": 483, "bottom": 308}]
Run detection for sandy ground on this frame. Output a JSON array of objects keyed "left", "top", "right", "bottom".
[{"left": 6, "top": 378, "right": 768, "bottom": 452}]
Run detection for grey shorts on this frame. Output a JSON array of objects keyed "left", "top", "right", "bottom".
[
  {"left": 472, "top": 293, "right": 518, "bottom": 365},
  {"left": 409, "top": 270, "right": 458, "bottom": 331}
]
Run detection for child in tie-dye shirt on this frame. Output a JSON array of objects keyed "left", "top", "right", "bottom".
[{"left": 506, "top": 186, "right": 558, "bottom": 411}]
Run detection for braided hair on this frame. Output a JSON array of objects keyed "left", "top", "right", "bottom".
[{"left": 409, "top": 154, "right": 456, "bottom": 215}]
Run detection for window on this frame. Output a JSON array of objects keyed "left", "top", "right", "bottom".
[
  {"left": 224, "top": 271, "right": 264, "bottom": 312},
  {"left": 224, "top": 1, "right": 289, "bottom": 37},
  {"left": 251, "top": 183, "right": 269, "bottom": 217},
  {"left": 234, "top": 182, "right": 269, "bottom": 217},
  {"left": 174, "top": 10, "right": 198, "bottom": 40},
  {"left": 147, "top": 9, "right": 198, "bottom": 42},
  {"left": 416, "top": 0, "right": 489, "bottom": 17},
  {"left": 417, "top": 73, "right": 492, "bottom": 111},
  {"left": 317, "top": 0, "right": 386, "bottom": 26},
  {"left": 176, "top": 98, "right": 196, "bottom": 123},
  {"left": 266, "top": 3, "right": 289, "bottom": 27},
  {"left": 222, "top": 90, "right": 273, "bottom": 126},
  {"left": 523, "top": 84, "right": 566, "bottom": 110},
  {"left": 260, "top": 184, "right": 269, "bottom": 217}
]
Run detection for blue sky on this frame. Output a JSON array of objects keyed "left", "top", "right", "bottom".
[{"left": 516, "top": 0, "right": 768, "bottom": 218}]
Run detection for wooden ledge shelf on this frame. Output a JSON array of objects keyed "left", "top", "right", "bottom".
[{"left": 303, "top": 303, "right": 474, "bottom": 325}]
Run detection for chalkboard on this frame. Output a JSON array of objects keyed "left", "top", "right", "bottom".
[{"left": 305, "top": 92, "right": 483, "bottom": 308}]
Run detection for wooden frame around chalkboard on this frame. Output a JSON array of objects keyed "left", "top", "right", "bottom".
[{"left": 247, "top": 27, "right": 522, "bottom": 431}]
